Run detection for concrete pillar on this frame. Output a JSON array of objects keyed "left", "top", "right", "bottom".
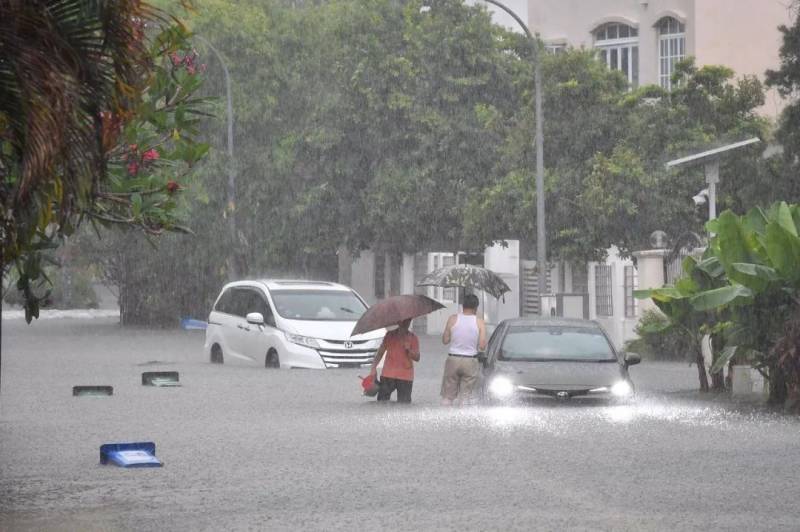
[
  {"left": 337, "top": 246, "right": 352, "bottom": 286},
  {"left": 632, "top": 249, "right": 668, "bottom": 314},
  {"left": 401, "top": 253, "right": 415, "bottom": 295}
]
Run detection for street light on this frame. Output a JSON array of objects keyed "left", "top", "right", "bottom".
[
  {"left": 195, "top": 36, "right": 240, "bottom": 280},
  {"left": 666, "top": 137, "right": 760, "bottom": 224},
  {"left": 480, "top": 0, "right": 548, "bottom": 306},
  {"left": 421, "top": 1, "right": 547, "bottom": 309}
]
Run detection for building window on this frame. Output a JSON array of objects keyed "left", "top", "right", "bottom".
[
  {"left": 428, "top": 252, "right": 456, "bottom": 303},
  {"left": 545, "top": 43, "right": 567, "bottom": 55},
  {"left": 374, "top": 253, "right": 385, "bottom": 299},
  {"left": 658, "top": 17, "right": 686, "bottom": 90},
  {"left": 595, "top": 264, "right": 613, "bottom": 317},
  {"left": 572, "top": 263, "right": 588, "bottom": 294},
  {"left": 442, "top": 254, "right": 456, "bottom": 301},
  {"left": 594, "top": 22, "right": 639, "bottom": 87},
  {"left": 624, "top": 265, "right": 638, "bottom": 318}
]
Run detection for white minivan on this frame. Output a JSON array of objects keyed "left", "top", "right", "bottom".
[{"left": 204, "top": 280, "right": 384, "bottom": 369}]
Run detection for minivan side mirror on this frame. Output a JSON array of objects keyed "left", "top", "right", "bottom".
[
  {"left": 246, "top": 312, "right": 265, "bottom": 325},
  {"left": 624, "top": 352, "right": 641, "bottom": 366}
]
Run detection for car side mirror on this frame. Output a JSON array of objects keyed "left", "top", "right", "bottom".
[
  {"left": 624, "top": 353, "right": 641, "bottom": 366},
  {"left": 246, "top": 312, "right": 265, "bottom": 325}
]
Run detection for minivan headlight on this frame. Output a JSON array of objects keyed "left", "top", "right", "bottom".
[{"left": 285, "top": 332, "right": 320, "bottom": 349}]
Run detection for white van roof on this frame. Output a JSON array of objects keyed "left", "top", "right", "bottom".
[{"left": 259, "top": 279, "right": 351, "bottom": 291}]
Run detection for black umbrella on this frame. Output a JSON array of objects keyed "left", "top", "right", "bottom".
[{"left": 416, "top": 264, "right": 511, "bottom": 299}]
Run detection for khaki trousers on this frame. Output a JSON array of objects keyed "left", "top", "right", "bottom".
[{"left": 441, "top": 355, "right": 480, "bottom": 402}]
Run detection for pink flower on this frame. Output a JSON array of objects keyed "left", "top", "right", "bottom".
[
  {"left": 143, "top": 149, "right": 159, "bottom": 161},
  {"left": 186, "top": 65, "right": 196, "bottom": 75},
  {"left": 127, "top": 161, "right": 139, "bottom": 176},
  {"left": 170, "top": 52, "right": 182, "bottom": 66}
]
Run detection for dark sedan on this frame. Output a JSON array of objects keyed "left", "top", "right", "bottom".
[{"left": 481, "top": 318, "right": 640, "bottom": 403}]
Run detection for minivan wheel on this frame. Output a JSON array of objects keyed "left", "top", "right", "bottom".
[
  {"left": 210, "top": 344, "right": 224, "bottom": 364},
  {"left": 265, "top": 350, "right": 280, "bottom": 369}
]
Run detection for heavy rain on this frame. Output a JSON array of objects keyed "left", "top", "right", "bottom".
[{"left": 3, "top": 1, "right": 800, "bottom": 530}]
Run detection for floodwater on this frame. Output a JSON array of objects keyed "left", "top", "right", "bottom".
[{"left": 1, "top": 317, "right": 799, "bottom": 531}]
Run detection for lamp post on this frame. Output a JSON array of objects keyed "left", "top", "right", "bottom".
[
  {"left": 479, "top": 1, "right": 548, "bottom": 306},
  {"left": 196, "top": 36, "right": 239, "bottom": 279}
]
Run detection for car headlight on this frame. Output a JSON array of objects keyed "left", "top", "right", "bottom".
[
  {"left": 284, "top": 332, "right": 320, "bottom": 349},
  {"left": 610, "top": 381, "right": 633, "bottom": 397},
  {"left": 488, "top": 376, "right": 515, "bottom": 398}
]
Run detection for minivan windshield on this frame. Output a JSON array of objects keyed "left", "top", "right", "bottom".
[
  {"left": 499, "top": 326, "right": 616, "bottom": 361},
  {"left": 270, "top": 290, "right": 367, "bottom": 321}
]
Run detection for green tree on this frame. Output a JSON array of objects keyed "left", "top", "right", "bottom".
[
  {"left": 463, "top": 48, "right": 628, "bottom": 261},
  {"left": 467, "top": 55, "right": 772, "bottom": 263},
  {"left": 766, "top": 6, "right": 800, "bottom": 201},
  {"left": 105, "top": 0, "right": 535, "bottom": 323}
]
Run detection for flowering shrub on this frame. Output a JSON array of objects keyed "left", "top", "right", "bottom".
[{"left": 0, "top": 4, "right": 210, "bottom": 322}]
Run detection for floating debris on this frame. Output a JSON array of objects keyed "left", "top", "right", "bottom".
[
  {"left": 141, "top": 371, "right": 181, "bottom": 387},
  {"left": 73, "top": 385, "right": 113, "bottom": 396}
]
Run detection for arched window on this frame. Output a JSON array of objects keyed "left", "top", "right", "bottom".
[
  {"left": 594, "top": 22, "right": 639, "bottom": 87},
  {"left": 658, "top": 17, "right": 686, "bottom": 90}
]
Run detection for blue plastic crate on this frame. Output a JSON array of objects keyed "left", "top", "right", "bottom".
[{"left": 100, "top": 442, "right": 163, "bottom": 468}]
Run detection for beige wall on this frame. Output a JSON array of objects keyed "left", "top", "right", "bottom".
[
  {"left": 693, "top": 0, "right": 791, "bottom": 120},
  {"left": 526, "top": 0, "right": 790, "bottom": 116}
]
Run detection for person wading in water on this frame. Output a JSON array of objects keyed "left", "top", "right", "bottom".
[
  {"left": 440, "top": 294, "right": 486, "bottom": 406},
  {"left": 369, "top": 318, "right": 420, "bottom": 403}
]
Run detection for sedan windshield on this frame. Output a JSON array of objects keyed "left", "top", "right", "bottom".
[
  {"left": 499, "top": 326, "right": 616, "bottom": 361},
  {"left": 270, "top": 290, "right": 367, "bottom": 321}
]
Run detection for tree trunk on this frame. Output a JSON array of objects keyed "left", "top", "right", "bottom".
[
  {"left": 695, "top": 345, "right": 710, "bottom": 392},
  {"left": 710, "top": 370, "right": 725, "bottom": 391},
  {"left": 710, "top": 334, "right": 725, "bottom": 391},
  {"left": 768, "top": 363, "right": 788, "bottom": 406}
]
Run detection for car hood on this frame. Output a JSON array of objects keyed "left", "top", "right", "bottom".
[
  {"left": 280, "top": 319, "right": 384, "bottom": 342},
  {"left": 495, "top": 359, "right": 626, "bottom": 389}
]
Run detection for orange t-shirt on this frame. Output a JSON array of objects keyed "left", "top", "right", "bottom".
[{"left": 380, "top": 330, "right": 419, "bottom": 382}]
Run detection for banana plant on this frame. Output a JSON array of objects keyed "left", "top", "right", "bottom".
[
  {"left": 695, "top": 202, "right": 800, "bottom": 408},
  {"left": 635, "top": 253, "right": 730, "bottom": 392}
]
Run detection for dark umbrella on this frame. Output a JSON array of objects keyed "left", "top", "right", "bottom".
[
  {"left": 350, "top": 294, "right": 445, "bottom": 336},
  {"left": 416, "top": 264, "right": 511, "bottom": 299}
]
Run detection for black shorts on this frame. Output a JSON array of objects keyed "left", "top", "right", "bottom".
[{"left": 377, "top": 377, "right": 413, "bottom": 403}]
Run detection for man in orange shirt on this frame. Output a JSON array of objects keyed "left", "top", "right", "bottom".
[{"left": 368, "top": 318, "right": 420, "bottom": 403}]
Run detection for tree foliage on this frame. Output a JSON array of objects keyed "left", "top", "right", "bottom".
[
  {"left": 463, "top": 54, "right": 772, "bottom": 262},
  {"left": 79, "top": 0, "right": 795, "bottom": 325},
  {"left": 766, "top": 6, "right": 800, "bottom": 199}
]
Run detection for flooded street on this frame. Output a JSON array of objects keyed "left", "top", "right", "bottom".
[{"left": 0, "top": 317, "right": 797, "bottom": 531}]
